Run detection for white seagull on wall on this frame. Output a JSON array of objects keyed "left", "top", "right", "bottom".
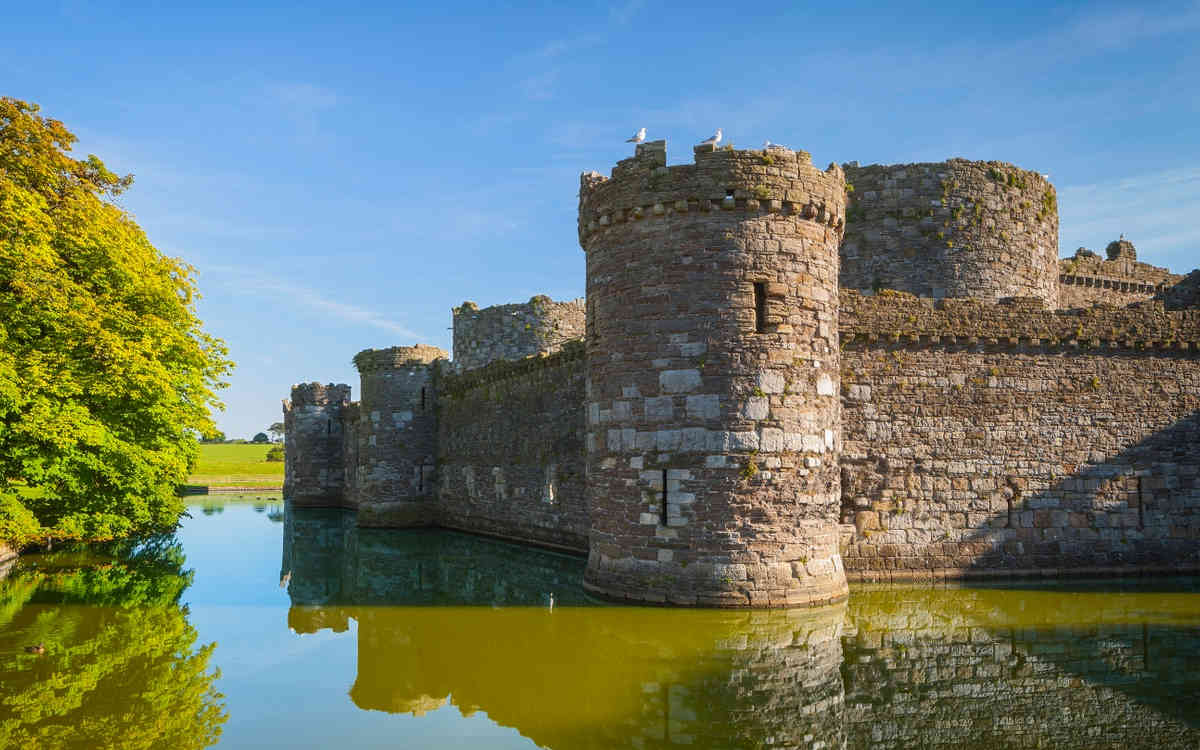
[
  {"left": 699, "top": 128, "right": 722, "bottom": 146},
  {"left": 626, "top": 127, "right": 646, "bottom": 143}
]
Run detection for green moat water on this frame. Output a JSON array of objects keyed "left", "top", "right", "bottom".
[{"left": 2, "top": 501, "right": 1200, "bottom": 749}]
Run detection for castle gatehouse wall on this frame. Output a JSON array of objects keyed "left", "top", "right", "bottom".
[
  {"left": 436, "top": 342, "right": 589, "bottom": 552},
  {"left": 838, "top": 290, "right": 1200, "bottom": 579}
]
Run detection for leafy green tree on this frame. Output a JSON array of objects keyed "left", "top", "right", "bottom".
[
  {"left": 0, "top": 97, "right": 233, "bottom": 546},
  {"left": 267, "top": 421, "right": 284, "bottom": 442}
]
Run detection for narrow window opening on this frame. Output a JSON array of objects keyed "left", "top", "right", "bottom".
[
  {"left": 418, "top": 465, "right": 424, "bottom": 494},
  {"left": 420, "top": 387, "right": 426, "bottom": 411},
  {"left": 326, "top": 419, "right": 331, "bottom": 435},
  {"left": 725, "top": 188, "right": 734, "bottom": 198},
  {"left": 1137, "top": 476, "right": 1145, "bottom": 530},
  {"left": 660, "top": 469, "right": 669, "bottom": 526},
  {"left": 1006, "top": 496, "right": 1014, "bottom": 528},
  {"left": 753, "top": 282, "right": 767, "bottom": 333}
]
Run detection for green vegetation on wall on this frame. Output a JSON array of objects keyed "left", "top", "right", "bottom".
[{"left": 0, "top": 97, "right": 234, "bottom": 547}]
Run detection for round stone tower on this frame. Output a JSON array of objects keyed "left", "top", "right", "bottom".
[
  {"left": 352, "top": 345, "right": 448, "bottom": 527},
  {"left": 283, "top": 382, "right": 352, "bottom": 507},
  {"left": 577, "top": 140, "right": 849, "bottom": 607},
  {"left": 841, "top": 159, "right": 1059, "bottom": 307}
]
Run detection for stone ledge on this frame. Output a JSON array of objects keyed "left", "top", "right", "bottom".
[{"left": 845, "top": 564, "right": 1200, "bottom": 584}]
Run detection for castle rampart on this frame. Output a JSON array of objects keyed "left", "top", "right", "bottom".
[
  {"left": 842, "top": 160, "right": 1059, "bottom": 307},
  {"left": 451, "top": 296, "right": 584, "bottom": 371},
  {"left": 282, "top": 382, "right": 352, "bottom": 506},
  {"left": 351, "top": 345, "right": 447, "bottom": 528},
  {"left": 577, "top": 140, "right": 848, "bottom": 607}
]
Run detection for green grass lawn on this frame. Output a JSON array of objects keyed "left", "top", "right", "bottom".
[{"left": 186, "top": 443, "right": 284, "bottom": 488}]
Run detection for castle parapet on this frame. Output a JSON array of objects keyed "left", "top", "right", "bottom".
[
  {"left": 283, "top": 382, "right": 352, "bottom": 507},
  {"left": 579, "top": 140, "right": 849, "bottom": 607}
]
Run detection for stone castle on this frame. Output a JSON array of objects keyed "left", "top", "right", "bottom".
[{"left": 284, "top": 140, "right": 1200, "bottom": 608}]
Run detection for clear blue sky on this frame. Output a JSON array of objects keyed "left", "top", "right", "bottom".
[{"left": 3, "top": 1, "right": 1198, "bottom": 439}]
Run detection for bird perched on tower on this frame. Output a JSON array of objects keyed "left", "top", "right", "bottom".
[
  {"left": 626, "top": 127, "right": 646, "bottom": 143},
  {"left": 699, "top": 128, "right": 722, "bottom": 146}
]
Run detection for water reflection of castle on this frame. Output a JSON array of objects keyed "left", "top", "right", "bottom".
[{"left": 281, "top": 505, "right": 1200, "bottom": 749}]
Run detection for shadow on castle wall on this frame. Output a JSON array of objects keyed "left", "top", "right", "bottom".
[{"left": 954, "top": 408, "right": 1200, "bottom": 576}]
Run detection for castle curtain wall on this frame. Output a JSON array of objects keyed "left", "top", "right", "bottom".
[
  {"left": 436, "top": 346, "right": 589, "bottom": 552},
  {"left": 838, "top": 291, "right": 1200, "bottom": 578}
]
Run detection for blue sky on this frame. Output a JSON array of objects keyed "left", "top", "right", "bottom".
[{"left": 3, "top": 1, "right": 1198, "bottom": 438}]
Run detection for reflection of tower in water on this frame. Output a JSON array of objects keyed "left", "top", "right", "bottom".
[
  {"left": 350, "top": 605, "right": 847, "bottom": 749},
  {"left": 281, "top": 505, "right": 849, "bottom": 749}
]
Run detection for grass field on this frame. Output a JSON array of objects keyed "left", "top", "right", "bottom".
[{"left": 186, "top": 443, "right": 284, "bottom": 489}]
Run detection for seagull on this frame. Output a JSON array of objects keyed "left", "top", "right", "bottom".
[
  {"left": 764, "top": 139, "right": 786, "bottom": 150},
  {"left": 699, "top": 128, "right": 722, "bottom": 147},
  {"left": 626, "top": 127, "right": 646, "bottom": 143}
]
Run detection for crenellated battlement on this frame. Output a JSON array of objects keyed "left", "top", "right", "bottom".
[
  {"left": 285, "top": 382, "right": 351, "bottom": 410},
  {"left": 1059, "top": 242, "right": 1183, "bottom": 309},
  {"left": 578, "top": 140, "right": 846, "bottom": 243},
  {"left": 840, "top": 289, "right": 1200, "bottom": 352}
]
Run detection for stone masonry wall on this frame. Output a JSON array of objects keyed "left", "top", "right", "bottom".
[
  {"left": 1162, "top": 270, "right": 1200, "bottom": 310},
  {"left": 579, "top": 140, "right": 848, "bottom": 607},
  {"left": 351, "top": 345, "right": 447, "bottom": 527},
  {"left": 451, "top": 296, "right": 585, "bottom": 372},
  {"left": 436, "top": 342, "right": 589, "bottom": 552},
  {"left": 842, "top": 160, "right": 1059, "bottom": 307},
  {"left": 839, "top": 291, "right": 1200, "bottom": 579},
  {"left": 282, "top": 382, "right": 352, "bottom": 507},
  {"left": 1059, "top": 240, "right": 1182, "bottom": 309}
]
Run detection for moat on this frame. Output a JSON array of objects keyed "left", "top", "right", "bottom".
[{"left": 2, "top": 499, "right": 1200, "bottom": 748}]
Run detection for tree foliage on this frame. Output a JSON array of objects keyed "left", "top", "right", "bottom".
[{"left": 0, "top": 97, "right": 233, "bottom": 545}]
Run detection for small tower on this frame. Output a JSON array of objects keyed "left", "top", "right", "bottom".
[
  {"left": 1106, "top": 236, "right": 1138, "bottom": 270},
  {"left": 451, "top": 296, "right": 586, "bottom": 371},
  {"left": 841, "top": 159, "right": 1059, "bottom": 306},
  {"left": 352, "top": 345, "right": 448, "bottom": 527},
  {"left": 283, "top": 382, "right": 352, "bottom": 507},
  {"left": 578, "top": 140, "right": 849, "bottom": 607}
]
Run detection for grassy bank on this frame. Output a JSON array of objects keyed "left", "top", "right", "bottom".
[{"left": 186, "top": 443, "right": 284, "bottom": 490}]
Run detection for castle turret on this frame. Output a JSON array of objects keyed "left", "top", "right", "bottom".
[
  {"left": 577, "top": 140, "right": 849, "bottom": 607},
  {"left": 352, "top": 345, "right": 448, "bottom": 527},
  {"left": 452, "top": 296, "right": 585, "bottom": 372},
  {"left": 283, "top": 382, "right": 352, "bottom": 507},
  {"left": 841, "top": 159, "right": 1059, "bottom": 307}
]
